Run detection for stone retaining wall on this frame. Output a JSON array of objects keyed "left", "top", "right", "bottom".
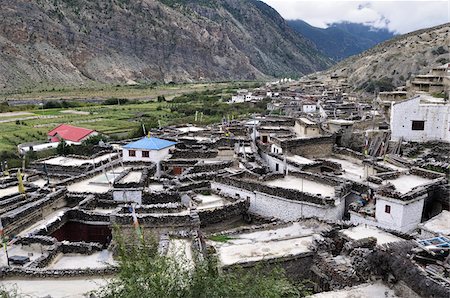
[
  {"left": 370, "top": 241, "right": 450, "bottom": 297},
  {"left": 2, "top": 188, "right": 67, "bottom": 236},
  {"left": 171, "top": 149, "right": 218, "bottom": 159},
  {"left": 197, "top": 198, "right": 249, "bottom": 226}
]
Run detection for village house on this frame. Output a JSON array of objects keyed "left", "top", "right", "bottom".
[
  {"left": 293, "top": 117, "right": 321, "bottom": 138},
  {"left": 408, "top": 63, "right": 450, "bottom": 97},
  {"left": 47, "top": 124, "right": 98, "bottom": 145},
  {"left": 390, "top": 94, "right": 450, "bottom": 142},
  {"left": 122, "top": 136, "right": 176, "bottom": 176},
  {"left": 122, "top": 136, "right": 176, "bottom": 162}
]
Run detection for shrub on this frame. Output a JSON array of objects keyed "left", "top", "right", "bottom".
[{"left": 96, "top": 228, "right": 309, "bottom": 298}]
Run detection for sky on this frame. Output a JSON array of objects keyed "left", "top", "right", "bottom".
[{"left": 261, "top": 0, "right": 450, "bottom": 34}]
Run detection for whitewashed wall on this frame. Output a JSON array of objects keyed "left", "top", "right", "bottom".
[
  {"left": 350, "top": 196, "right": 425, "bottom": 233},
  {"left": 122, "top": 146, "right": 173, "bottom": 162},
  {"left": 211, "top": 181, "right": 345, "bottom": 221},
  {"left": 390, "top": 96, "right": 450, "bottom": 142}
]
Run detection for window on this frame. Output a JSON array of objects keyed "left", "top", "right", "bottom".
[
  {"left": 411, "top": 120, "right": 425, "bottom": 131},
  {"left": 128, "top": 150, "right": 136, "bottom": 157},
  {"left": 385, "top": 205, "right": 391, "bottom": 214},
  {"left": 142, "top": 151, "right": 150, "bottom": 158},
  {"left": 276, "top": 163, "right": 279, "bottom": 171}
]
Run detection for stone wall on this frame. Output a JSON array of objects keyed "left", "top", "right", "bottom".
[
  {"left": 197, "top": 198, "right": 249, "bottom": 226},
  {"left": 170, "top": 149, "right": 218, "bottom": 159},
  {"left": 112, "top": 211, "right": 200, "bottom": 230},
  {"left": 114, "top": 167, "right": 151, "bottom": 189},
  {"left": 2, "top": 188, "right": 67, "bottom": 236},
  {"left": 370, "top": 241, "right": 450, "bottom": 297},
  {"left": 0, "top": 266, "right": 116, "bottom": 278},
  {"left": 142, "top": 191, "right": 181, "bottom": 204},
  {"left": 187, "top": 161, "right": 233, "bottom": 175},
  {"left": 279, "top": 135, "right": 336, "bottom": 158}
]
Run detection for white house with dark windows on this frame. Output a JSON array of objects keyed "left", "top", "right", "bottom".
[
  {"left": 122, "top": 137, "right": 176, "bottom": 176},
  {"left": 390, "top": 94, "right": 450, "bottom": 142}
]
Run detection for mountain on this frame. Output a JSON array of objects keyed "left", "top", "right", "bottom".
[
  {"left": 0, "top": 0, "right": 332, "bottom": 91},
  {"left": 324, "top": 22, "right": 450, "bottom": 90},
  {"left": 287, "top": 20, "right": 395, "bottom": 61}
]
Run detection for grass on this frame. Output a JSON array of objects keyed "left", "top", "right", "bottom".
[
  {"left": 0, "top": 82, "right": 267, "bottom": 164},
  {"left": 208, "top": 235, "right": 234, "bottom": 243},
  {"left": 0, "top": 81, "right": 258, "bottom": 101}
]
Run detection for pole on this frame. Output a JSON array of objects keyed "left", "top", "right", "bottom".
[{"left": 0, "top": 219, "right": 9, "bottom": 266}]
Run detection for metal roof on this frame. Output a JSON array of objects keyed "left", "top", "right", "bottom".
[{"left": 123, "top": 137, "right": 176, "bottom": 150}]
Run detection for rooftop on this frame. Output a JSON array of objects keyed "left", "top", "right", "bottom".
[
  {"left": 265, "top": 176, "right": 335, "bottom": 197},
  {"left": 123, "top": 137, "right": 176, "bottom": 150},
  {"left": 419, "top": 210, "right": 450, "bottom": 236},
  {"left": 48, "top": 124, "right": 95, "bottom": 143},
  {"left": 383, "top": 174, "right": 432, "bottom": 194},
  {"left": 341, "top": 225, "right": 403, "bottom": 245}
]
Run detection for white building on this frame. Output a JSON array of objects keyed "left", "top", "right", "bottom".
[
  {"left": 390, "top": 94, "right": 450, "bottom": 142},
  {"left": 301, "top": 102, "right": 317, "bottom": 113},
  {"left": 122, "top": 136, "right": 176, "bottom": 176}
]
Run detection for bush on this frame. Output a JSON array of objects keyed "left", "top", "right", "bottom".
[
  {"left": 361, "top": 77, "right": 395, "bottom": 93},
  {"left": 104, "top": 98, "right": 129, "bottom": 105},
  {"left": 96, "top": 228, "right": 309, "bottom": 298},
  {"left": 56, "top": 140, "right": 73, "bottom": 156}
]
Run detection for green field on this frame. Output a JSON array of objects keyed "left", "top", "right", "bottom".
[
  {"left": 0, "top": 81, "right": 251, "bottom": 102},
  {"left": 0, "top": 82, "right": 266, "bottom": 160}
]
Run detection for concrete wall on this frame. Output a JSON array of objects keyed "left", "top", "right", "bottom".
[
  {"left": 375, "top": 196, "right": 425, "bottom": 233},
  {"left": 113, "top": 189, "right": 142, "bottom": 204},
  {"left": 122, "top": 147, "right": 173, "bottom": 162},
  {"left": 350, "top": 195, "right": 425, "bottom": 233},
  {"left": 390, "top": 96, "right": 450, "bottom": 142}
]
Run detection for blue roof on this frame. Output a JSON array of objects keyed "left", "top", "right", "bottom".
[{"left": 123, "top": 137, "right": 176, "bottom": 150}]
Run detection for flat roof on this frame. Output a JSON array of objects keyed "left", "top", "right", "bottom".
[
  {"left": 383, "top": 174, "right": 432, "bottom": 194},
  {"left": 419, "top": 210, "right": 450, "bottom": 236},
  {"left": 341, "top": 225, "right": 403, "bottom": 245},
  {"left": 0, "top": 278, "right": 109, "bottom": 297},
  {"left": 286, "top": 155, "right": 315, "bottom": 165},
  {"left": 324, "top": 157, "right": 366, "bottom": 182},
  {"left": 218, "top": 236, "right": 313, "bottom": 266},
  {"left": 42, "top": 153, "right": 117, "bottom": 167},
  {"left": 266, "top": 176, "right": 335, "bottom": 197},
  {"left": 298, "top": 117, "right": 316, "bottom": 125},
  {"left": 211, "top": 222, "right": 328, "bottom": 266},
  {"left": 309, "top": 282, "right": 399, "bottom": 298}
]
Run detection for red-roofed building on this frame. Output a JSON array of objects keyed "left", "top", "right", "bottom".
[{"left": 48, "top": 124, "right": 98, "bottom": 144}]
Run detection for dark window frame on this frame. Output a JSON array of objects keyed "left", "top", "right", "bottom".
[
  {"left": 128, "top": 150, "right": 136, "bottom": 157},
  {"left": 385, "top": 205, "right": 391, "bottom": 214},
  {"left": 411, "top": 120, "right": 425, "bottom": 131},
  {"left": 142, "top": 150, "right": 150, "bottom": 158}
]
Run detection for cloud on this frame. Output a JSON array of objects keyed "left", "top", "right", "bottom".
[{"left": 261, "top": 0, "right": 449, "bottom": 33}]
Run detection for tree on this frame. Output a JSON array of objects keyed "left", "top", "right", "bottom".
[
  {"left": 56, "top": 139, "right": 73, "bottom": 156},
  {"left": 96, "top": 230, "right": 310, "bottom": 298},
  {"left": 157, "top": 95, "right": 166, "bottom": 102}
]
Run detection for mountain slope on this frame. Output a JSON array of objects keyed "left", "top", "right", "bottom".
[
  {"left": 324, "top": 23, "right": 450, "bottom": 89},
  {"left": 0, "top": 0, "right": 332, "bottom": 91},
  {"left": 287, "top": 20, "right": 395, "bottom": 61}
]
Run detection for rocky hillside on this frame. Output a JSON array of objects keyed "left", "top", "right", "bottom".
[
  {"left": 325, "top": 23, "right": 450, "bottom": 90},
  {"left": 287, "top": 20, "right": 395, "bottom": 61},
  {"left": 0, "top": 0, "right": 331, "bottom": 91}
]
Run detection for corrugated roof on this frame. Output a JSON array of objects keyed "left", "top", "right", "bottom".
[
  {"left": 48, "top": 124, "right": 95, "bottom": 142},
  {"left": 123, "top": 137, "right": 176, "bottom": 150}
]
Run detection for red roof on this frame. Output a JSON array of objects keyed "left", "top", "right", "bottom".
[{"left": 48, "top": 124, "right": 95, "bottom": 143}]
